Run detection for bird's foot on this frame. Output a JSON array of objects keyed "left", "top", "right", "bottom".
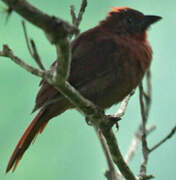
[{"left": 106, "top": 115, "right": 121, "bottom": 131}]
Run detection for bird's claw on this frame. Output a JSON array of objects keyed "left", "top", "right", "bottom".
[{"left": 107, "top": 115, "right": 121, "bottom": 130}]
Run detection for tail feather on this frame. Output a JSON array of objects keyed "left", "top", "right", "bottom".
[
  {"left": 6, "top": 109, "right": 48, "bottom": 173},
  {"left": 6, "top": 98, "right": 71, "bottom": 173}
]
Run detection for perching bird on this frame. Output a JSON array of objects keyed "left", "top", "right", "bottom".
[{"left": 6, "top": 7, "right": 161, "bottom": 172}]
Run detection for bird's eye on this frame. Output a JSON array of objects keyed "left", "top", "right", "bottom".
[{"left": 126, "top": 17, "right": 133, "bottom": 24}]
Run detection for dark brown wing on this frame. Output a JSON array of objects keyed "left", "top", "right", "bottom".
[
  {"left": 33, "top": 27, "right": 118, "bottom": 112},
  {"left": 70, "top": 29, "right": 118, "bottom": 86}
]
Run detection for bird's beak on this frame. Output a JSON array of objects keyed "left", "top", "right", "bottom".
[{"left": 144, "top": 15, "right": 162, "bottom": 26}]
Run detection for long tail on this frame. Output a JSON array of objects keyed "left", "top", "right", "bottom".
[{"left": 6, "top": 108, "right": 50, "bottom": 173}]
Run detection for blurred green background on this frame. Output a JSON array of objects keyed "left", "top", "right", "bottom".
[{"left": 0, "top": 0, "right": 175, "bottom": 180}]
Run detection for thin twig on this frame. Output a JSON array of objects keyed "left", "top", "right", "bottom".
[
  {"left": 118, "top": 125, "right": 156, "bottom": 180},
  {"left": 76, "top": 0, "right": 87, "bottom": 27},
  {"left": 95, "top": 127, "right": 119, "bottom": 180},
  {"left": 126, "top": 125, "right": 156, "bottom": 165},
  {"left": 144, "top": 70, "right": 152, "bottom": 119},
  {"left": 0, "top": 45, "right": 46, "bottom": 78},
  {"left": 139, "top": 83, "right": 150, "bottom": 178},
  {"left": 70, "top": 5, "right": 77, "bottom": 25},
  {"left": 70, "top": 0, "right": 87, "bottom": 37},
  {"left": 30, "top": 40, "right": 45, "bottom": 70},
  {"left": 22, "top": 20, "right": 45, "bottom": 70},
  {"left": 2, "top": 0, "right": 78, "bottom": 43},
  {"left": 138, "top": 70, "right": 152, "bottom": 179},
  {"left": 22, "top": 20, "right": 33, "bottom": 56},
  {"left": 138, "top": 175, "right": 155, "bottom": 180},
  {"left": 150, "top": 125, "right": 176, "bottom": 152}
]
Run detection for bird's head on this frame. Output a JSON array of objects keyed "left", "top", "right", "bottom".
[{"left": 101, "top": 7, "right": 162, "bottom": 40}]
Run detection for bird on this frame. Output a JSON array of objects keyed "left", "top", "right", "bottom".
[{"left": 6, "top": 7, "right": 161, "bottom": 173}]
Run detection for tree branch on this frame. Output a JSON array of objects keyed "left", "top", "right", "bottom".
[
  {"left": 125, "top": 125, "right": 156, "bottom": 166},
  {"left": 21, "top": 20, "right": 33, "bottom": 57},
  {"left": 22, "top": 20, "right": 45, "bottom": 70},
  {"left": 54, "top": 39, "right": 71, "bottom": 81},
  {"left": 138, "top": 70, "right": 176, "bottom": 180},
  {"left": 102, "top": 129, "right": 136, "bottom": 180},
  {"left": 118, "top": 125, "right": 156, "bottom": 180},
  {"left": 139, "top": 83, "right": 150, "bottom": 178},
  {"left": 138, "top": 70, "right": 153, "bottom": 179},
  {"left": 2, "top": 0, "right": 78, "bottom": 44},
  {"left": 143, "top": 70, "right": 152, "bottom": 119},
  {"left": 150, "top": 125, "right": 176, "bottom": 152},
  {"left": 30, "top": 39, "right": 45, "bottom": 70},
  {"left": 95, "top": 91, "right": 136, "bottom": 180},
  {"left": 0, "top": 45, "right": 46, "bottom": 78},
  {"left": 70, "top": 5, "right": 77, "bottom": 26},
  {"left": 95, "top": 127, "right": 119, "bottom": 180},
  {"left": 70, "top": 0, "right": 87, "bottom": 28},
  {"left": 75, "top": 0, "right": 87, "bottom": 27},
  {"left": 70, "top": 0, "right": 87, "bottom": 38}
]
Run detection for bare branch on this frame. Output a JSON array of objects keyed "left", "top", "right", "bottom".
[
  {"left": 70, "top": 0, "right": 87, "bottom": 37},
  {"left": 126, "top": 125, "right": 156, "bottom": 165},
  {"left": 95, "top": 127, "right": 119, "bottom": 180},
  {"left": 146, "top": 71, "right": 152, "bottom": 102},
  {"left": 144, "top": 70, "right": 152, "bottom": 119},
  {"left": 93, "top": 90, "right": 138, "bottom": 180},
  {"left": 150, "top": 125, "right": 176, "bottom": 152},
  {"left": 70, "top": 0, "right": 87, "bottom": 28},
  {"left": 22, "top": 21, "right": 45, "bottom": 70},
  {"left": 30, "top": 40, "right": 45, "bottom": 70},
  {"left": 22, "top": 20, "right": 33, "bottom": 56},
  {"left": 70, "top": 5, "right": 77, "bottom": 26},
  {"left": 55, "top": 39, "right": 71, "bottom": 81},
  {"left": 76, "top": 0, "right": 87, "bottom": 27},
  {"left": 138, "top": 70, "right": 153, "bottom": 179},
  {"left": 118, "top": 125, "right": 156, "bottom": 180},
  {"left": 0, "top": 45, "right": 45, "bottom": 78},
  {"left": 138, "top": 175, "right": 155, "bottom": 180},
  {"left": 2, "top": 0, "right": 78, "bottom": 43},
  {"left": 95, "top": 91, "right": 135, "bottom": 180},
  {"left": 101, "top": 129, "right": 137, "bottom": 180},
  {"left": 139, "top": 83, "right": 150, "bottom": 178}
]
